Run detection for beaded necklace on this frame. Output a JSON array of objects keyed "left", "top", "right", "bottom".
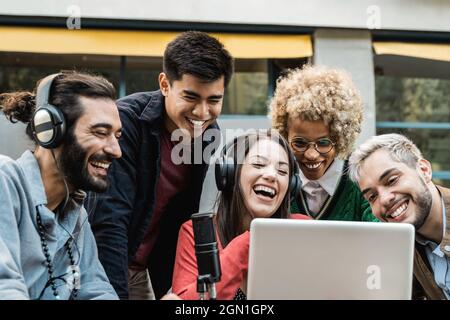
[{"left": 36, "top": 210, "right": 79, "bottom": 300}]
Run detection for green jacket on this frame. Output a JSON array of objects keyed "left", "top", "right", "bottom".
[{"left": 291, "top": 164, "right": 378, "bottom": 222}]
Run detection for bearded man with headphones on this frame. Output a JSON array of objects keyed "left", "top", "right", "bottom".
[{"left": 0, "top": 71, "right": 122, "bottom": 299}]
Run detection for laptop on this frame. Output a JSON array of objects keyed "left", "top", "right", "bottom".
[{"left": 247, "top": 219, "right": 415, "bottom": 300}]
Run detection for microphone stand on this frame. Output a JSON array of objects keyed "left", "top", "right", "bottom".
[
  {"left": 208, "top": 283, "right": 217, "bottom": 300},
  {"left": 197, "top": 275, "right": 217, "bottom": 300},
  {"left": 197, "top": 276, "right": 207, "bottom": 300}
]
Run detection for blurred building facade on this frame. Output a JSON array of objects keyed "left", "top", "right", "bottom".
[{"left": 0, "top": 0, "right": 449, "bottom": 185}]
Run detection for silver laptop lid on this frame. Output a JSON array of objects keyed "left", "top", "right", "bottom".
[{"left": 247, "top": 219, "right": 415, "bottom": 300}]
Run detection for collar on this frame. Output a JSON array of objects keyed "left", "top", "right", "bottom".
[
  {"left": 16, "top": 150, "right": 86, "bottom": 208},
  {"left": 436, "top": 185, "right": 450, "bottom": 256},
  {"left": 300, "top": 158, "right": 344, "bottom": 196},
  {"left": 416, "top": 186, "right": 450, "bottom": 256},
  {"left": 16, "top": 151, "right": 86, "bottom": 244},
  {"left": 415, "top": 197, "right": 445, "bottom": 257},
  {"left": 16, "top": 150, "right": 48, "bottom": 207},
  {"left": 139, "top": 90, "right": 165, "bottom": 126}
]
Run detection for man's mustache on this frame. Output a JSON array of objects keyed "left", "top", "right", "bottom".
[{"left": 89, "top": 153, "right": 114, "bottom": 163}]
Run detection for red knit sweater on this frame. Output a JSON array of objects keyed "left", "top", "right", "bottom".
[{"left": 172, "top": 214, "right": 310, "bottom": 300}]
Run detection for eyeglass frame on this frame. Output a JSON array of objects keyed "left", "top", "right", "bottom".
[{"left": 289, "top": 137, "right": 336, "bottom": 154}]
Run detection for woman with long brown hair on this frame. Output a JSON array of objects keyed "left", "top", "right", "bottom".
[{"left": 171, "top": 129, "right": 309, "bottom": 300}]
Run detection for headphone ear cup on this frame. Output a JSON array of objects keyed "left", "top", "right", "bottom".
[
  {"left": 215, "top": 156, "right": 235, "bottom": 191},
  {"left": 215, "top": 156, "right": 226, "bottom": 191},
  {"left": 225, "top": 156, "right": 235, "bottom": 191},
  {"left": 288, "top": 154, "right": 302, "bottom": 202},
  {"left": 32, "top": 105, "right": 66, "bottom": 149},
  {"left": 290, "top": 174, "right": 302, "bottom": 201}
]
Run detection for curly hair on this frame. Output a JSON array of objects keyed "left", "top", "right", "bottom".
[{"left": 269, "top": 65, "right": 364, "bottom": 159}]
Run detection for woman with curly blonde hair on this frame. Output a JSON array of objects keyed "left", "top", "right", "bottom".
[{"left": 270, "top": 65, "right": 377, "bottom": 222}]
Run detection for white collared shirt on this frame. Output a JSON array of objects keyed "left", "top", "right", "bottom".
[{"left": 300, "top": 159, "right": 344, "bottom": 216}]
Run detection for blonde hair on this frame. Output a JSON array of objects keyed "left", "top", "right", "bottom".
[
  {"left": 269, "top": 65, "right": 363, "bottom": 159},
  {"left": 348, "top": 133, "right": 423, "bottom": 182}
]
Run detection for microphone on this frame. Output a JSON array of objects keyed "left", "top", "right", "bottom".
[{"left": 191, "top": 212, "right": 221, "bottom": 300}]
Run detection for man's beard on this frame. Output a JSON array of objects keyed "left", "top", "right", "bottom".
[
  {"left": 411, "top": 177, "right": 432, "bottom": 231},
  {"left": 59, "top": 131, "right": 110, "bottom": 193}
]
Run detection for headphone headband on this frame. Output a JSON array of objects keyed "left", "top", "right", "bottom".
[{"left": 36, "top": 74, "right": 60, "bottom": 111}]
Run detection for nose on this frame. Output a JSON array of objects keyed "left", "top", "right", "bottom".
[
  {"left": 192, "top": 100, "right": 210, "bottom": 119},
  {"left": 104, "top": 136, "right": 122, "bottom": 159},
  {"left": 262, "top": 166, "right": 277, "bottom": 182},
  {"left": 303, "top": 144, "right": 320, "bottom": 160},
  {"left": 379, "top": 188, "right": 395, "bottom": 209}
]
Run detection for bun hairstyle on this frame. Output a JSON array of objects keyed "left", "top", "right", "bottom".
[
  {"left": 0, "top": 91, "right": 36, "bottom": 124},
  {"left": 0, "top": 71, "right": 116, "bottom": 143}
]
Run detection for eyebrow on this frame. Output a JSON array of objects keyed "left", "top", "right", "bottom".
[
  {"left": 293, "top": 135, "right": 329, "bottom": 140},
  {"left": 183, "top": 90, "right": 223, "bottom": 100},
  {"left": 91, "top": 123, "right": 122, "bottom": 133},
  {"left": 361, "top": 168, "right": 397, "bottom": 196},
  {"left": 91, "top": 123, "right": 112, "bottom": 130},
  {"left": 251, "top": 155, "right": 289, "bottom": 167}
]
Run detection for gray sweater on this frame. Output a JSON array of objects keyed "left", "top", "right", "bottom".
[{"left": 0, "top": 151, "right": 118, "bottom": 300}]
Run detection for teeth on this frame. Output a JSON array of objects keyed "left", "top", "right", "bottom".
[
  {"left": 390, "top": 202, "right": 408, "bottom": 218},
  {"left": 305, "top": 163, "right": 321, "bottom": 169},
  {"left": 188, "top": 118, "right": 207, "bottom": 126},
  {"left": 254, "top": 185, "right": 276, "bottom": 196},
  {"left": 91, "top": 161, "right": 110, "bottom": 170}
]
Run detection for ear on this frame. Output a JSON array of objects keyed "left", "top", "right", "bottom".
[
  {"left": 158, "top": 73, "right": 170, "bottom": 96},
  {"left": 417, "top": 158, "right": 432, "bottom": 183}
]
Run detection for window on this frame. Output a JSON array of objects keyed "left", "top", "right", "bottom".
[
  {"left": 0, "top": 52, "right": 163, "bottom": 98},
  {"left": 222, "top": 58, "right": 308, "bottom": 115},
  {"left": 375, "top": 75, "right": 450, "bottom": 187}
]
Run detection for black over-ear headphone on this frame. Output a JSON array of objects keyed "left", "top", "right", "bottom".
[
  {"left": 215, "top": 133, "right": 302, "bottom": 201},
  {"left": 31, "top": 73, "right": 66, "bottom": 149}
]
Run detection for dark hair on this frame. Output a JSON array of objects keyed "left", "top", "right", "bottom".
[
  {"left": 0, "top": 71, "right": 116, "bottom": 142},
  {"left": 216, "top": 129, "right": 295, "bottom": 247},
  {"left": 163, "top": 31, "right": 234, "bottom": 87}
]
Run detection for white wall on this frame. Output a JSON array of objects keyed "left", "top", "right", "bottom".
[
  {"left": 1, "top": 0, "right": 449, "bottom": 32},
  {"left": 0, "top": 113, "right": 33, "bottom": 159},
  {"left": 313, "top": 29, "right": 376, "bottom": 146}
]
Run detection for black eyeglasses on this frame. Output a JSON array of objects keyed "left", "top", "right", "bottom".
[{"left": 290, "top": 137, "right": 335, "bottom": 154}]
